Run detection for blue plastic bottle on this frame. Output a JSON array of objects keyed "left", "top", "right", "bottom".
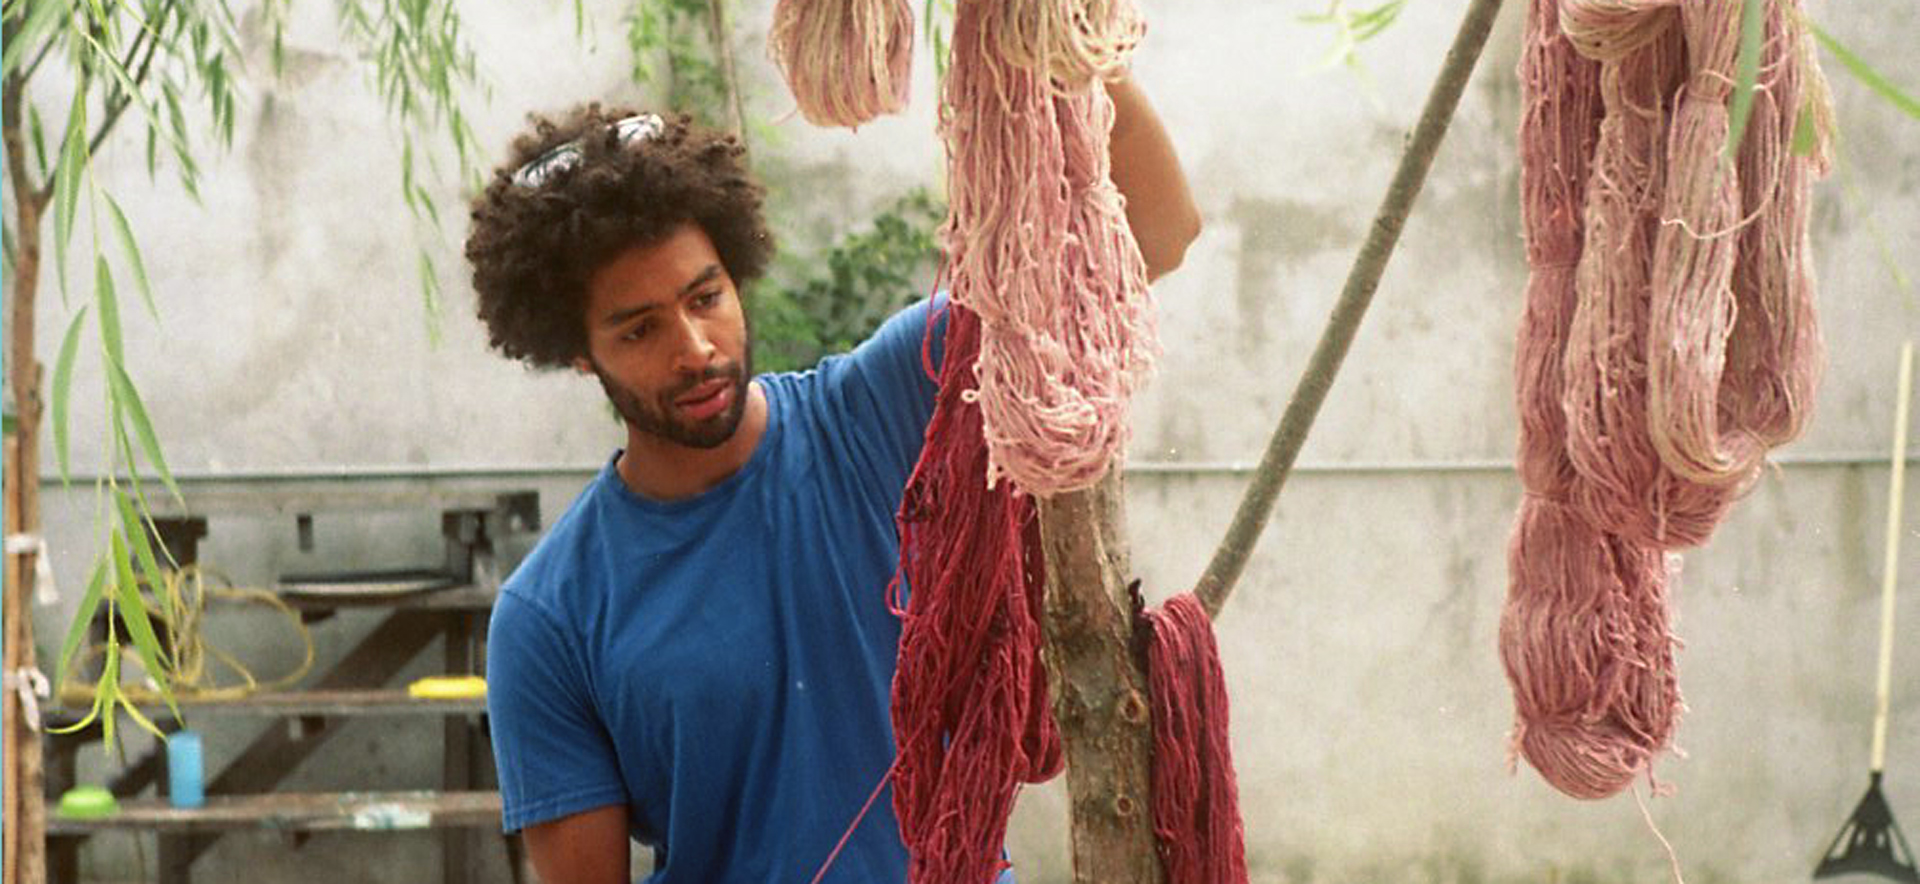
[{"left": 167, "top": 730, "right": 205, "bottom": 808}]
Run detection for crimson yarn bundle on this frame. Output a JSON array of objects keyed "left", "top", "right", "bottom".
[
  {"left": 1144, "top": 594, "right": 1249, "bottom": 884},
  {"left": 889, "top": 300, "right": 1064, "bottom": 883},
  {"left": 1501, "top": 0, "right": 1830, "bottom": 799}
]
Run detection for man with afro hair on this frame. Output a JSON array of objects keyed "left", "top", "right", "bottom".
[{"left": 468, "top": 79, "right": 1197, "bottom": 883}]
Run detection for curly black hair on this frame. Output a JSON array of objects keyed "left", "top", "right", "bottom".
[{"left": 465, "top": 106, "right": 774, "bottom": 369}]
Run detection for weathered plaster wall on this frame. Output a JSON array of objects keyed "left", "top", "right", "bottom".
[{"left": 21, "top": 0, "right": 1918, "bottom": 881}]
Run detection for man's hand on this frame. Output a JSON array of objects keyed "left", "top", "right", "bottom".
[
  {"left": 1106, "top": 73, "right": 1202, "bottom": 281},
  {"left": 523, "top": 805, "right": 631, "bottom": 884}
]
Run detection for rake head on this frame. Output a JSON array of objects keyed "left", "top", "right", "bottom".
[{"left": 1816, "top": 773, "right": 1920, "bottom": 883}]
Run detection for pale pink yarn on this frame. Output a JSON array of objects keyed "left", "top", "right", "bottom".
[
  {"left": 941, "top": 0, "right": 1155, "bottom": 495},
  {"left": 769, "top": 0, "right": 914, "bottom": 127},
  {"left": 1501, "top": 0, "right": 1828, "bottom": 800}
]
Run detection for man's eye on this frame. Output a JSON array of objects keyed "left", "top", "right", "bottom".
[
  {"left": 622, "top": 322, "right": 651, "bottom": 341},
  {"left": 694, "top": 290, "right": 722, "bottom": 309}
]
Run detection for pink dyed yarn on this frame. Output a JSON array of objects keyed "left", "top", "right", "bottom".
[
  {"left": 941, "top": 0, "right": 1156, "bottom": 496},
  {"left": 1502, "top": 0, "right": 1830, "bottom": 799},
  {"left": 769, "top": 0, "right": 914, "bottom": 127}
]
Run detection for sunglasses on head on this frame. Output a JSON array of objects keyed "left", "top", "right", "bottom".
[{"left": 509, "top": 113, "right": 666, "bottom": 189}]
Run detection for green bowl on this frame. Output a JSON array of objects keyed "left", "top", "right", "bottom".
[{"left": 56, "top": 786, "right": 119, "bottom": 819}]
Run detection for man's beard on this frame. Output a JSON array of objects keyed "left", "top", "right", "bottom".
[{"left": 591, "top": 348, "right": 754, "bottom": 450}]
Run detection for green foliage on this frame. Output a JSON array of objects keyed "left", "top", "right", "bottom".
[
  {"left": 4, "top": 0, "right": 484, "bottom": 742},
  {"left": 753, "top": 188, "right": 947, "bottom": 374},
  {"left": 1812, "top": 23, "right": 1920, "bottom": 122},
  {"left": 334, "top": 0, "right": 487, "bottom": 335},
  {"left": 1300, "top": 0, "right": 1404, "bottom": 76},
  {"left": 1726, "top": 0, "right": 1768, "bottom": 158},
  {"left": 626, "top": 0, "right": 731, "bottom": 130}
]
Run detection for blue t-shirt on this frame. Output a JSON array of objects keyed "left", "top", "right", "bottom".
[{"left": 486, "top": 299, "right": 946, "bottom": 883}]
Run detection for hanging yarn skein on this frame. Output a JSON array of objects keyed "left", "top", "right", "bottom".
[
  {"left": 891, "top": 300, "right": 1064, "bottom": 884},
  {"left": 943, "top": 0, "right": 1156, "bottom": 496},
  {"left": 769, "top": 0, "right": 914, "bottom": 127},
  {"left": 1504, "top": 0, "right": 1679, "bottom": 801},
  {"left": 1502, "top": 0, "right": 1830, "bottom": 800},
  {"left": 1144, "top": 593, "right": 1249, "bottom": 884},
  {"left": 979, "top": 0, "right": 1144, "bottom": 88}
]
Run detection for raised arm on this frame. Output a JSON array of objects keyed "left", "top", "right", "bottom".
[{"left": 1106, "top": 73, "right": 1202, "bottom": 282}]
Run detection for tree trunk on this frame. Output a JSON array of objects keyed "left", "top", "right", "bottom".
[
  {"left": 1036, "top": 471, "right": 1163, "bottom": 884},
  {"left": 4, "top": 67, "right": 51, "bottom": 884},
  {"left": 1037, "top": 0, "right": 1511, "bottom": 879},
  {"left": 702, "top": 0, "right": 749, "bottom": 149}
]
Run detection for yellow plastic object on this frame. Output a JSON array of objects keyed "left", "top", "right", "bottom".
[
  {"left": 407, "top": 675, "right": 488, "bottom": 700},
  {"left": 56, "top": 786, "right": 119, "bottom": 819}
]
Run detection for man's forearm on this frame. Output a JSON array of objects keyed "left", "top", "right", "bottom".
[{"left": 1106, "top": 73, "right": 1202, "bottom": 281}]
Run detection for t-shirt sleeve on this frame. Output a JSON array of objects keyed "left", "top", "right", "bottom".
[
  {"left": 823, "top": 295, "right": 949, "bottom": 487},
  {"left": 486, "top": 588, "right": 628, "bottom": 833}
]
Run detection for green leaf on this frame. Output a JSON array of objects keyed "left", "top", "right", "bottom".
[
  {"left": 52, "top": 306, "right": 90, "bottom": 482},
  {"left": 55, "top": 558, "right": 109, "bottom": 689},
  {"left": 1812, "top": 24, "right": 1920, "bottom": 121},
  {"left": 106, "top": 357, "right": 182, "bottom": 504},
  {"left": 103, "top": 194, "right": 160, "bottom": 321},
  {"left": 96, "top": 256, "right": 124, "bottom": 364},
  {"left": 1791, "top": 100, "right": 1820, "bottom": 156},
  {"left": 110, "top": 528, "right": 178, "bottom": 715},
  {"left": 29, "top": 103, "right": 50, "bottom": 181},
  {"left": 54, "top": 92, "right": 89, "bottom": 296},
  {"left": 1725, "top": 0, "right": 1768, "bottom": 159},
  {"left": 114, "top": 487, "right": 174, "bottom": 635},
  {"left": 3, "top": 0, "right": 67, "bottom": 80}
]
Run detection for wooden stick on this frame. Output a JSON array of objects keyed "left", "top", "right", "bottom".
[
  {"left": 1192, "top": 0, "right": 1510, "bottom": 620},
  {"left": 1872, "top": 341, "right": 1911, "bottom": 773}
]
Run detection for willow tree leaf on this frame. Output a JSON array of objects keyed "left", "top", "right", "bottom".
[
  {"left": 106, "top": 357, "right": 182, "bottom": 503},
  {"left": 1791, "top": 101, "right": 1820, "bottom": 156},
  {"left": 1725, "top": 0, "right": 1767, "bottom": 158},
  {"left": 54, "top": 93, "right": 89, "bottom": 295},
  {"left": 55, "top": 557, "right": 109, "bottom": 689},
  {"left": 104, "top": 194, "right": 160, "bottom": 321},
  {"left": 110, "top": 529, "right": 178, "bottom": 717},
  {"left": 96, "top": 256, "right": 124, "bottom": 364},
  {"left": 1813, "top": 24, "right": 1920, "bottom": 121},
  {"left": 52, "top": 306, "right": 89, "bottom": 481}
]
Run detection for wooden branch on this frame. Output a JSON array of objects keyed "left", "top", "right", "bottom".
[
  {"left": 85, "top": 8, "right": 169, "bottom": 158},
  {"left": 1036, "top": 471, "right": 1163, "bottom": 884},
  {"left": 702, "top": 0, "right": 748, "bottom": 150},
  {"left": 1192, "top": 0, "right": 1509, "bottom": 621},
  {"left": 5, "top": 57, "right": 51, "bottom": 884},
  {"left": 20, "top": 32, "right": 59, "bottom": 84}
]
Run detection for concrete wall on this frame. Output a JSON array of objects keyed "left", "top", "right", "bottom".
[{"left": 21, "top": 0, "right": 1920, "bottom": 881}]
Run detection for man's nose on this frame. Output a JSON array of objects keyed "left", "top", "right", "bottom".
[{"left": 669, "top": 313, "right": 718, "bottom": 373}]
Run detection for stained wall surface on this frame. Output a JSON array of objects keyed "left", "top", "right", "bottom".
[{"left": 22, "top": 0, "right": 1920, "bottom": 881}]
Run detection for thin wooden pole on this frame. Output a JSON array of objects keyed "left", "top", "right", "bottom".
[{"left": 1193, "top": 0, "right": 1510, "bottom": 621}]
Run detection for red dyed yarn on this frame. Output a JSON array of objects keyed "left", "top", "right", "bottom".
[
  {"left": 891, "top": 300, "right": 1063, "bottom": 884},
  {"left": 1143, "top": 593, "right": 1249, "bottom": 884}
]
